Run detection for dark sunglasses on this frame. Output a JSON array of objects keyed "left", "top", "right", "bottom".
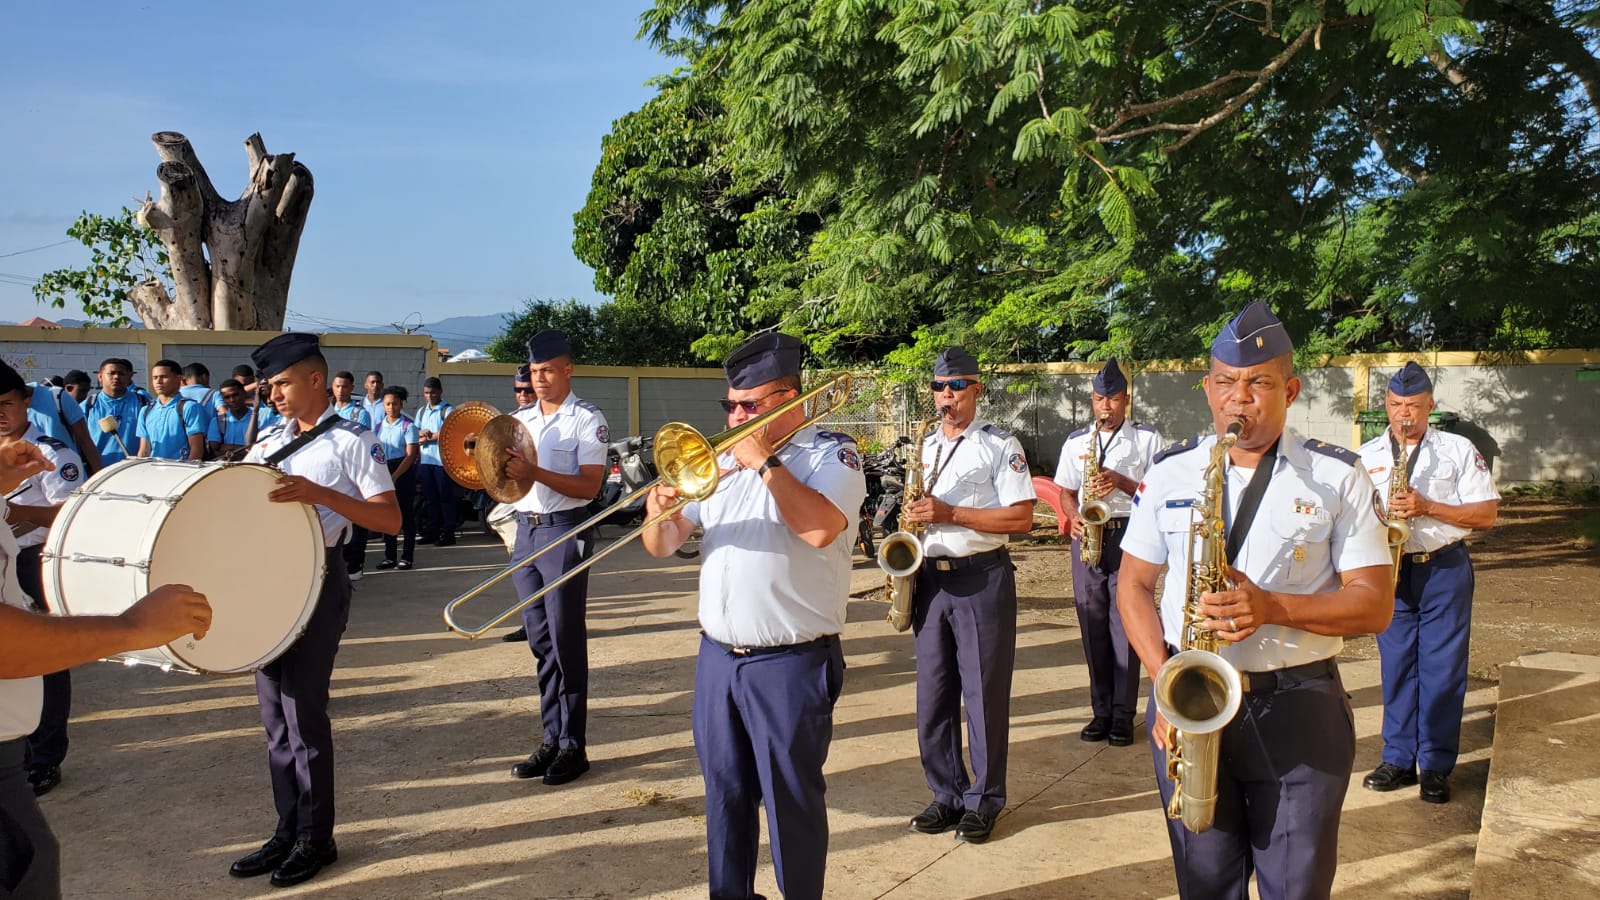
[
  {"left": 718, "top": 388, "right": 794, "bottom": 414},
  {"left": 930, "top": 379, "right": 978, "bottom": 392},
  {"left": 514, "top": 386, "right": 536, "bottom": 395}
]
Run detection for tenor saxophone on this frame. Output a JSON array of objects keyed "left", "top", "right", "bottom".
[
  {"left": 880, "top": 415, "right": 943, "bottom": 632},
  {"left": 1386, "top": 419, "right": 1414, "bottom": 584},
  {"left": 1078, "top": 414, "right": 1112, "bottom": 566},
  {"left": 1152, "top": 419, "right": 1246, "bottom": 834}
]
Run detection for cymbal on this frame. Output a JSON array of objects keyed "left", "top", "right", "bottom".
[
  {"left": 474, "top": 415, "right": 536, "bottom": 504},
  {"left": 439, "top": 401, "right": 501, "bottom": 490}
]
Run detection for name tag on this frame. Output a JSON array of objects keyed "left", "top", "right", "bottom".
[{"left": 1165, "top": 498, "right": 1195, "bottom": 509}]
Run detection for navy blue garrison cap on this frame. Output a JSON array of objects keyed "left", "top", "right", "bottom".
[
  {"left": 933, "top": 346, "right": 980, "bottom": 377},
  {"left": 1388, "top": 361, "right": 1433, "bottom": 397},
  {"left": 724, "top": 333, "right": 804, "bottom": 389},
  {"left": 526, "top": 330, "right": 572, "bottom": 364},
  {"left": 251, "top": 333, "right": 322, "bottom": 380},
  {"left": 1092, "top": 359, "right": 1128, "bottom": 396},
  {"left": 515, "top": 364, "right": 531, "bottom": 382},
  {"left": 0, "top": 359, "right": 24, "bottom": 395},
  {"left": 1211, "top": 301, "right": 1293, "bottom": 366}
]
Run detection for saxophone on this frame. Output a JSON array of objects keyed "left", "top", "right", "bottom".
[
  {"left": 880, "top": 415, "right": 943, "bottom": 632},
  {"left": 1077, "top": 414, "right": 1113, "bottom": 566},
  {"left": 1152, "top": 419, "right": 1246, "bottom": 834},
  {"left": 1386, "top": 419, "right": 1414, "bottom": 584}
]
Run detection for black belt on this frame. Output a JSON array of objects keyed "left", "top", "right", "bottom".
[
  {"left": 926, "top": 547, "right": 1009, "bottom": 572},
  {"left": 1101, "top": 518, "right": 1127, "bottom": 531},
  {"left": 1405, "top": 540, "right": 1464, "bottom": 565},
  {"left": 1162, "top": 647, "right": 1337, "bottom": 695},
  {"left": 519, "top": 508, "right": 588, "bottom": 527},
  {"left": 703, "top": 633, "right": 836, "bottom": 658}
]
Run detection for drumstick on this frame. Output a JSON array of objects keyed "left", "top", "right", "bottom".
[{"left": 98, "top": 415, "right": 132, "bottom": 458}]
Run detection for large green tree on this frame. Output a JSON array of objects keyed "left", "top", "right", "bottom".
[
  {"left": 601, "top": 0, "right": 1599, "bottom": 367},
  {"left": 486, "top": 297, "right": 706, "bottom": 366}
]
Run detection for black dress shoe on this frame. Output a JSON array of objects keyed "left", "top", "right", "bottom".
[
  {"left": 28, "top": 765, "right": 61, "bottom": 797},
  {"left": 502, "top": 626, "right": 528, "bottom": 643},
  {"left": 512, "top": 743, "right": 559, "bottom": 779},
  {"left": 954, "top": 810, "right": 996, "bottom": 844},
  {"left": 230, "top": 835, "right": 294, "bottom": 878},
  {"left": 397, "top": 560, "right": 413, "bottom": 570},
  {"left": 1420, "top": 770, "right": 1451, "bottom": 804},
  {"left": 1363, "top": 762, "right": 1419, "bottom": 792},
  {"left": 1079, "top": 716, "right": 1110, "bottom": 742},
  {"left": 418, "top": 534, "right": 438, "bottom": 545},
  {"left": 436, "top": 534, "right": 456, "bottom": 547},
  {"left": 909, "top": 801, "right": 964, "bottom": 834},
  {"left": 543, "top": 748, "right": 590, "bottom": 785},
  {"left": 376, "top": 559, "right": 397, "bottom": 570},
  {"left": 269, "top": 839, "right": 337, "bottom": 888},
  {"left": 1108, "top": 718, "right": 1135, "bottom": 747}
]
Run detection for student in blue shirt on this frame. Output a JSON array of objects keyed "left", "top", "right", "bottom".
[
  {"left": 179, "top": 362, "right": 220, "bottom": 412},
  {"left": 136, "top": 359, "right": 207, "bottom": 461},
  {"left": 329, "top": 371, "right": 372, "bottom": 427},
  {"left": 206, "top": 380, "right": 257, "bottom": 460},
  {"left": 360, "top": 371, "right": 385, "bottom": 428},
  {"left": 88, "top": 358, "right": 146, "bottom": 465},
  {"left": 415, "top": 377, "right": 456, "bottom": 545},
  {"left": 375, "top": 386, "right": 420, "bottom": 570},
  {"left": 24, "top": 380, "right": 102, "bottom": 474}
]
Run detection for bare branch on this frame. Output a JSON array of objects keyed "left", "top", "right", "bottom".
[{"left": 1425, "top": 47, "right": 1479, "bottom": 97}]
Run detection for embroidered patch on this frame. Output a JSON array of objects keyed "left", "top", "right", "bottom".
[
  {"left": 1292, "top": 497, "right": 1320, "bottom": 516},
  {"left": 1473, "top": 451, "right": 1487, "bottom": 471},
  {"left": 371, "top": 442, "right": 386, "bottom": 464},
  {"left": 837, "top": 447, "right": 860, "bottom": 470},
  {"left": 1133, "top": 481, "right": 1147, "bottom": 506},
  {"left": 59, "top": 462, "right": 80, "bottom": 483},
  {"left": 1007, "top": 453, "right": 1026, "bottom": 473},
  {"left": 597, "top": 424, "right": 609, "bottom": 443}
]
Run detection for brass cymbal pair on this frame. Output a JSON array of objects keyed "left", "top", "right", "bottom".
[{"left": 438, "top": 401, "right": 536, "bottom": 503}]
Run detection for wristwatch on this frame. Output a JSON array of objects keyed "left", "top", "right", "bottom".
[{"left": 758, "top": 455, "right": 784, "bottom": 477}]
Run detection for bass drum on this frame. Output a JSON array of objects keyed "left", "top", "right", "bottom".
[{"left": 41, "top": 459, "right": 327, "bottom": 674}]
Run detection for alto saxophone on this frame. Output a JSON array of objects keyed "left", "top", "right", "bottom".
[
  {"left": 880, "top": 415, "right": 943, "bottom": 632},
  {"left": 1386, "top": 419, "right": 1414, "bottom": 584},
  {"left": 1078, "top": 414, "right": 1113, "bottom": 566},
  {"left": 1152, "top": 419, "right": 1246, "bottom": 834}
]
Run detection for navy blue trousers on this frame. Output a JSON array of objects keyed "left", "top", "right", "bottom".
[
  {"left": 1069, "top": 520, "right": 1139, "bottom": 721},
  {"left": 511, "top": 518, "right": 591, "bottom": 750},
  {"left": 14, "top": 547, "right": 69, "bottom": 773},
  {"left": 912, "top": 552, "right": 1017, "bottom": 819},
  {"left": 1149, "top": 668, "right": 1354, "bottom": 900},
  {"left": 0, "top": 738, "right": 60, "bottom": 899},
  {"left": 418, "top": 464, "right": 457, "bottom": 539},
  {"left": 255, "top": 547, "right": 351, "bottom": 842},
  {"left": 383, "top": 464, "right": 417, "bottom": 564},
  {"left": 694, "top": 634, "right": 844, "bottom": 900},
  {"left": 1379, "top": 543, "right": 1474, "bottom": 774}
]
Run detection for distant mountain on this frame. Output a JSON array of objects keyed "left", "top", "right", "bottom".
[{"left": 418, "top": 314, "right": 510, "bottom": 351}]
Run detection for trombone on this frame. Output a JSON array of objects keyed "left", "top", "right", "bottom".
[{"left": 442, "top": 372, "right": 854, "bottom": 637}]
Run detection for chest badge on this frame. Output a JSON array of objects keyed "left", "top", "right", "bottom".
[
  {"left": 1291, "top": 497, "right": 1320, "bottom": 516},
  {"left": 1293, "top": 545, "right": 1306, "bottom": 562}
]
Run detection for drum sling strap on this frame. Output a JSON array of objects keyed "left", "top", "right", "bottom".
[{"left": 265, "top": 415, "right": 342, "bottom": 466}]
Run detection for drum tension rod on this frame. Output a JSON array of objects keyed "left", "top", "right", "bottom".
[{"left": 96, "top": 491, "right": 182, "bottom": 506}]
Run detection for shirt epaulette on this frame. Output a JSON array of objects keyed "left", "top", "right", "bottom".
[
  {"left": 814, "top": 429, "right": 855, "bottom": 445},
  {"left": 573, "top": 399, "right": 603, "bottom": 416},
  {"left": 333, "top": 419, "right": 370, "bottom": 435},
  {"left": 1135, "top": 422, "right": 1159, "bottom": 433},
  {"left": 980, "top": 423, "right": 1012, "bottom": 439},
  {"left": 36, "top": 435, "right": 69, "bottom": 451},
  {"left": 1154, "top": 436, "right": 1201, "bottom": 464},
  {"left": 1305, "top": 438, "right": 1359, "bottom": 466},
  {"left": 1068, "top": 424, "right": 1091, "bottom": 439},
  {"left": 254, "top": 422, "right": 288, "bottom": 445}
]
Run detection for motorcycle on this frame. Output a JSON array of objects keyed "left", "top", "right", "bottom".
[
  {"left": 591, "top": 435, "right": 656, "bottom": 532},
  {"left": 856, "top": 439, "right": 909, "bottom": 558}
]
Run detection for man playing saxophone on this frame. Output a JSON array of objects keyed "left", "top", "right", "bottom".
[
  {"left": 1116, "top": 301, "right": 1392, "bottom": 899},
  {"left": 1356, "top": 362, "right": 1498, "bottom": 805},
  {"left": 1052, "top": 360, "right": 1163, "bottom": 747}
]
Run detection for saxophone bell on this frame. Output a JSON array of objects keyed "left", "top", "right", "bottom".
[{"left": 1078, "top": 414, "right": 1113, "bottom": 565}]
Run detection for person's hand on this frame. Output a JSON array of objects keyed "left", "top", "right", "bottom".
[
  {"left": 1088, "top": 471, "right": 1116, "bottom": 498},
  {"left": 729, "top": 429, "right": 774, "bottom": 472},
  {"left": 503, "top": 449, "right": 537, "bottom": 484},
  {"left": 645, "top": 483, "right": 683, "bottom": 520},
  {"left": 417, "top": 429, "right": 436, "bottom": 444},
  {"left": 0, "top": 441, "right": 54, "bottom": 494},
  {"left": 1199, "top": 567, "right": 1278, "bottom": 641},
  {"left": 121, "top": 583, "right": 213, "bottom": 645},
  {"left": 268, "top": 474, "right": 330, "bottom": 507},
  {"left": 1151, "top": 709, "right": 1175, "bottom": 752},
  {"left": 1388, "top": 488, "right": 1431, "bottom": 519},
  {"left": 903, "top": 496, "right": 954, "bottom": 525},
  {"left": 1067, "top": 513, "right": 1086, "bottom": 540}
]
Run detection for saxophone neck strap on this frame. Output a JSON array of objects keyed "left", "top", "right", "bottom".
[{"left": 1223, "top": 438, "right": 1280, "bottom": 564}]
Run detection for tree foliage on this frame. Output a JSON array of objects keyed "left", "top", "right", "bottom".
[
  {"left": 578, "top": 0, "right": 1600, "bottom": 368},
  {"left": 486, "top": 297, "right": 706, "bottom": 366},
  {"left": 32, "top": 207, "right": 171, "bottom": 327}
]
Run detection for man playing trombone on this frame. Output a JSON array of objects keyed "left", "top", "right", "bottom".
[{"left": 641, "top": 333, "right": 865, "bottom": 900}]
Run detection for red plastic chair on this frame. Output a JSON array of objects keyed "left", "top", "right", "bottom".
[{"left": 1032, "top": 475, "right": 1069, "bottom": 535}]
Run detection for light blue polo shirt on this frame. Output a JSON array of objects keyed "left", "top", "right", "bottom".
[
  {"left": 178, "top": 384, "right": 220, "bottom": 411},
  {"left": 417, "top": 401, "right": 452, "bottom": 466},
  {"left": 332, "top": 399, "right": 372, "bottom": 428},
  {"left": 27, "top": 384, "right": 86, "bottom": 445},
  {"left": 89, "top": 389, "right": 146, "bottom": 465},
  {"left": 206, "top": 408, "right": 255, "bottom": 446},
  {"left": 136, "top": 395, "right": 207, "bottom": 460},
  {"left": 376, "top": 415, "right": 418, "bottom": 463}
]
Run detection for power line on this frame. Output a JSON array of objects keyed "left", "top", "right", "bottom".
[{"left": 0, "top": 240, "right": 72, "bottom": 260}]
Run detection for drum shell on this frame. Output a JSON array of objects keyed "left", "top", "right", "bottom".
[{"left": 41, "top": 459, "right": 327, "bottom": 674}]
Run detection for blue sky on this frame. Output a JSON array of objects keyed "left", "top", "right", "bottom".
[{"left": 0, "top": 2, "right": 675, "bottom": 333}]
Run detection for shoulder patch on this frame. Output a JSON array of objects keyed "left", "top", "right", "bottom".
[
  {"left": 1304, "top": 438, "right": 1360, "bottom": 466},
  {"left": 1068, "top": 424, "right": 1091, "bottom": 439},
  {"left": 1153, "top": 436, "right": 1202, "bottom": 464},
  {"left": 815, "top": 429, "right": 854, "bottom": 445},
  {"left": 1007, "top": 452, "right": 1027, "bottom": 473},
  {"left": 981, "top": 423, "right": 1012, "bottom": 440},
  {"left": 1135, "top": 422, "right": 1159, "bottom": 433},
  {"left": 371, "top": 442, "right": 386, "bottom": 464},
  {"left": 836, "top": 446, "right": 861, "bottom": 470},
  {"left": 59, "top": 461, "right": 81, "bottom": 483},
  {"left": 596, "top": 424, "right": 609, "bottom": 443}
]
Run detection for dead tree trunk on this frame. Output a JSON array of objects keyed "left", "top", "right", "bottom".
[{"left": 134, "top": 131, "right": 313, "bottom": 330}]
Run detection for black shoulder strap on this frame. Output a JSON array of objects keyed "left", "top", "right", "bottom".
[
  {"left": 1224, "top": 439, "right": 1280, "bottom": 564},
  {"left": 265, "top": 415, "right": 343, "bottom": 466}
]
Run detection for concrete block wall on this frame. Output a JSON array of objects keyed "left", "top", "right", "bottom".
[{"left": 1, "top": 337, "right": 146, "bottom": 382}]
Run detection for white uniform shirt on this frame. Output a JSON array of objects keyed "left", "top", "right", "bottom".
[
  {"left": 920, "top": 418, "right": 1036, "bottom": 558},
  {"left": 1357, "top": 428, "right": 1499, "bottom": 553},
  {"left": 7, "top": 427, "right": 85, "bottom": 550},
  {"left": 0, "top": 516, "right": 42, "bottom": 740},
  {"left": 1123, "top": 429, "right": 1391, "bottom": 672},
  {"left": 511, "top": 392, "right": 609, "bottom": 514},
  {"left": 244, "top": 406, "right": 395, "bottom": 547},
  {"left": 1052, "top": 421, "right": 1165, "bottom": 520},
  {"left": 683, "top": 426, "right": 867, "bottom": 647}
]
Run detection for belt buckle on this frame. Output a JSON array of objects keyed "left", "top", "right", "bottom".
[
  {"left": 1413, "top": 551, "right": 1432, "bottom": 564},
  {"left": 730, "top": 645, "right": 753, "bottom": 657},
  {"left": 934, "top": 559, "right": 955, "bottom": 572}
]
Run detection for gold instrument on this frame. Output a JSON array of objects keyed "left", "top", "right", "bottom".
[
  {"left": 1386, "top": 419, "right": 1414, "bottom": 584},
  {"left": 1152, "top": 419, "right": 1245, "bottom": 834},
  {"left": 438, "top": 401, "right": 539, "bottom": 504},
  {"left": 1077, "top": 414, "right": 1113, "bottom": 566},
  {"left": 442, "top": 373, "right": 854, "bottom": 638},
  {"left": 878, "top": 414, "right": 942, "bottom": 632}
]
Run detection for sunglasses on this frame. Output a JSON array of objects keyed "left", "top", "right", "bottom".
[
  {"left": 718, "top": 388, "right": 794, "bottom": 414},
  {"left": 930, "top": 379, "right": 978, "bottom": 392},
  {"left": 514, "top": 386, "right": 536, "bottom": 395}
]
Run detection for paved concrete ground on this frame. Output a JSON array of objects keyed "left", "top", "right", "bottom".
[{"left": 44, "top": 533, "right": 1488, "bottom": 899}]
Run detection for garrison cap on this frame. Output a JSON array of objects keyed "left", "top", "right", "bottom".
[
  {"left": 515, "top": 364, "right": 531, "bottom": 382},
  {"left": 1211, "top": 300, "right": 1293, "bottom": 366},
  {"left": 933, "top": 346, "right": 980, "bottom": 377},
  {"left": 1388, "top": 361, "right": 1433, "bottom": 397},
  {"left": 0, "top": 359, "right": 25, "bottom": 395},
  {"left": 251, "top": 333, "right": 322, "bottom": 380},
  {"left": 724, "top": 333, "right": 804, "bottom": 389},
  {"left": 526, "top": 330, "right": 572, "bottom": 364},
  {"left": 1092, "top": 359, "right": 1128, "bottom": 396}
]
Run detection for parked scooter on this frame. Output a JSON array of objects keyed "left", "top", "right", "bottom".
[
  {"left": 856, "top": 438, "right": 909, "bottom": 557},
  {"left": 591, "top": 435, "right": 656, "bottom": 532}
]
